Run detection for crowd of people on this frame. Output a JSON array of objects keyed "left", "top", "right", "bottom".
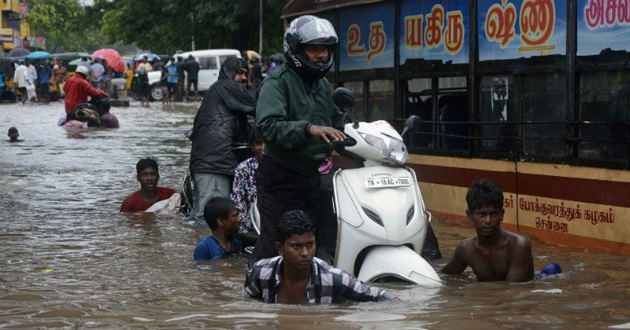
[
  {"left": 11, "top": 58, "right": 67, "bottom": 105},
  {"left": 111, "top": 15, "right": 553, "bottom": 306},
  {"left": 6, "top": 55, "right": 126, "bottom": 107}
]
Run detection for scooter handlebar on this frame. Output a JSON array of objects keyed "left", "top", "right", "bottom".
[
  {"left": 333, "top": 137, "right": 364, "bottom": 167},
  {"left": 332, "top": 137, "right": 357, "bottom": 148}
]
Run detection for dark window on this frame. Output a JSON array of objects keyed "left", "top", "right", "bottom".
[
  {"left": 437, "top": 77, "right": 468, "bottom": 151},
  {"left": 198, "top": 56, "right": 217, "bottom": 70},
  {"left": 522, "top": 73, "right": 568, "bottom": 159},
  {"left": 579, "top": 70, "right": 630, "bottom": 162},
  {"left": 405, "top": 78, "right": 432, "bottom": 148},
  {"left": 369, "top": 80, "right": 395, "bottom": 121},
  {"left": 219, "top": 55, "right": 237, "bottom": 65},
  {"left": 342, "top": 81, "right": 366, "bottom": 121}
]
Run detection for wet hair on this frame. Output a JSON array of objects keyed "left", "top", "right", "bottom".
[
  {"left": 466, "top": 179, "right": 504, "bottom": 211},
  {"left": 276, "top": 210, "right": 315, "bottom": 244},
  {"left": 249, "top": 126, "right": 262, "bottom": 145},
  {"left": 8, "top": 127, "right": 18, "bottom": 134},
  {"left": 136, "top": 158, "right": 158, "bottom": 175},
  {"left": 203, "top": 197, "right": 236, "bottom": 230}
]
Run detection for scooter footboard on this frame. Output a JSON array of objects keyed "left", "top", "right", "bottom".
[{"left": 357, "top": 245, "right": 444, "bottom": 287}]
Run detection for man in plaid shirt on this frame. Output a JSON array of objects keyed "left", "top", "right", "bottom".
[{"left": 243, "top": 210, "right": 394, "bottom": 304}]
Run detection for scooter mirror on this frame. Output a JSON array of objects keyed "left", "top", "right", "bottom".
[
  {"left": 400, "top": 115, "right": 423, "bottom": 137},
  {"left": 404, "top": 115, "right": 423, "bottom": 132},
  {"left": 332, "top": 87, "right": 356, "bottom": 111}
]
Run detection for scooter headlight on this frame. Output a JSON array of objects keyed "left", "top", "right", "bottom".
[
  {"left": 358, "top": 132, "right": 390, "bottom": 157},
  {"left": 387, "top": 137, "right": 409, "bottom": 165},
  {"left": 358, "top": 132, "right": 409, "bottom": 165}
]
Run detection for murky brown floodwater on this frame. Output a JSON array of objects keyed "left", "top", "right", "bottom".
[{"left": 1, "top": 100, "right": 629, "bottom": 330}]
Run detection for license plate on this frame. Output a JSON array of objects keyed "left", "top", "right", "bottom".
[{"left": 364, "top": 177, "right": 412, "bottom": 188}]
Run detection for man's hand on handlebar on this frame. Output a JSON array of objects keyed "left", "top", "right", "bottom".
[{"left": 309, "top": 125, "right": 346, "bottom": 145}]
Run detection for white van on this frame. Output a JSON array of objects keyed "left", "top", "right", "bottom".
[
  {"left": 145, "top": 49, "right": 240, "bottom": 101},
  {"left": 174, "top": 49, "right": 242, "bottom": 93}
]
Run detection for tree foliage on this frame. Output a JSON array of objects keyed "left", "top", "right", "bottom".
[
  {"left": 26, "top": 0, "right": 86, "bottom": 51},
  {"left": 100, "top": 0, "right": 287, "bottom": 55},
  {"left": 25, "top": 0, "right": 288, "bottom": 55}
]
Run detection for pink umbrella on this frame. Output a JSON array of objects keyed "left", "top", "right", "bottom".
[{"left": 91, "top": 48, "right": 126, "bottom": 73}]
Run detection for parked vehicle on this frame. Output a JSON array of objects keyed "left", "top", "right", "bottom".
[{"left": 173, "top": 49, "right": 241, "bottom": 93}]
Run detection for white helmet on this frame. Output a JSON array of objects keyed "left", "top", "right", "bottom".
[{"left": 76, "top": 65, "right": 89, "bottom": 77}]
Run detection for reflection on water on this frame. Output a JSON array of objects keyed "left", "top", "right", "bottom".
[{"left": 1, "top": 101, "right": 629, "bottom": 329}]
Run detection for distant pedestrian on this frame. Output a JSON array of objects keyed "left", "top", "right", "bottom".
[
  {"left": 25, "top": 59, "right": 37, "bottom": 86},
  {"left": 158, "top": 59, "right": 169, "bottom": 105},
  {"left": 136, "top": 56, "right": 152, "bottom": 107},
  {"left": 184, "top": 55, "right": 200, "bottom": 101},
  {"left": 53, "top": 59, "right": 67, "bottom": 93},
  {"left": 175, "top": 56, "right": 185, "bottom": 102},
  {"left": 91, "top": 58, "right": 105, "bottom": 89},
  {"left": 166, "top": 58, "right": 178, "bottom": 103},
  {"left": 25, "top": 59, "right": 37, "bottom": 101},
  {"left": 13, "top": 59, "right": 28, "bottom": 105},
  {"left": 38, "top": 59, "right": 53, "bottom": 104},
  {"left": 100, "top": 66, "right": 115, "bottom": 94}
]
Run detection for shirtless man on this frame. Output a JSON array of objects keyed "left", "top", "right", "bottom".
[
  {"left": 441, "top": 179, "right": 534, "bottom": 282},
  {"left": 243, "top": 210, "right": 393, "bottom": 304}
]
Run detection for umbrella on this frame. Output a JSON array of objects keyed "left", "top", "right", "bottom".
[
  {"left": 27, "top": 51, "right": 50, "bottom": 60},
  {"left": 91, "top": 48, "right": 125, "bottom": 73},
  {"left": 133, "top": 53, "right": 160, "bottom": 61},
  {"left": 7, "top": 48, "right": 30, "bottom": 58}
]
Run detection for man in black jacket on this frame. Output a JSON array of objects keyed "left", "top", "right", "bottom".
[
  {"left": 188, "top": 57, "right": 255, "bottom": 224},
  {"left": 184, "top": 55, "right": 200, "bottom": 101}
]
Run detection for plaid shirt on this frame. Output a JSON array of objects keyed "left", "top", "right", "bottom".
[{"left": 242, "top": 256, "right": 394, "bottom": 304}]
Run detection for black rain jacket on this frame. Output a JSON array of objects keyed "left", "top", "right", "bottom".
[{"left": 189, "top": 57, "right": 256, "bottom": 176}]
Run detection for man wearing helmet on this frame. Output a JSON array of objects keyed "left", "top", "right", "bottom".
[
  {"left": 251, "top": 15, "right": 348, "bottom": 265},
  {"left": 63, "top": 65, "right": 107, "bottom": 124}
]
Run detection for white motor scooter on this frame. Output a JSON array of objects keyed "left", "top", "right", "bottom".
[
  {"left": 328, "top": 87, "right": 443, "bottom": 287},
  {"left": 250, "top": 88, "right": 443, "bottom": 287}
]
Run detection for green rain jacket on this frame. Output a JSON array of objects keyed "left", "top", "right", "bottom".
[{"left": 255, "top": 63, "right": 348, "bottom": 176}]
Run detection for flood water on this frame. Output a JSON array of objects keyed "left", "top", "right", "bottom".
[{"left": 1, "top": 100, "right": 629, "bottom": 330}]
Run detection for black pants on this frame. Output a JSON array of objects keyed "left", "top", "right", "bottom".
[
  {"left": 40, "top": 82, "right": 50, "bottom": 103},
  {"left": 186, "top": 79, "right": 198, "bottom": 94},
  {"left": 250, "top": 156, "right": 321, "bottom": 266}
]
